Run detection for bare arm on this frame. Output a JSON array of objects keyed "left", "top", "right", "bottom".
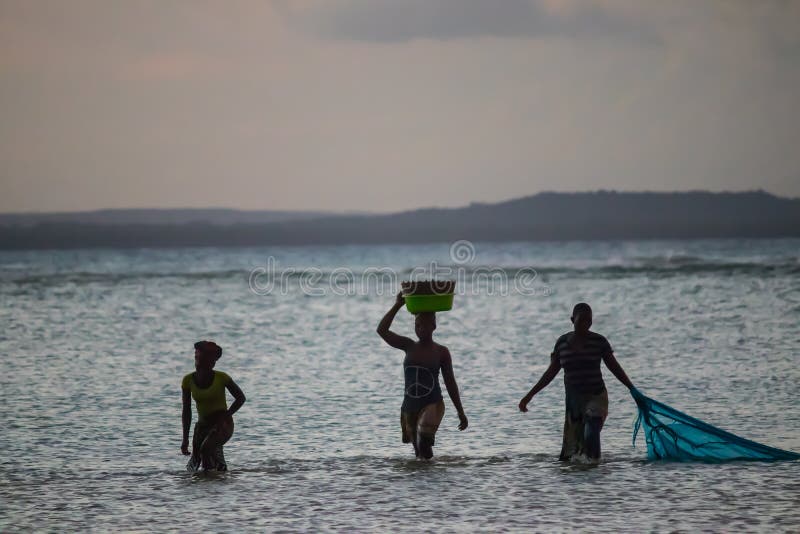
[
  {"left": 602, "top": 351, "right": 634, "bottom": 390},
  {"left": 226, "top": 380, "right": 246, "bottom": 417},
  {"left": 181, "top": 389, "right": 192, "bottom": 455},
  {"left": 440, "top": 347, "right": 468, "bottom": 430},
  {"left": 518, "top": 355, "right": 561, "bottom": 412},
  {"left": 376, "top": 292, "right": 413, "bottom": 350}
]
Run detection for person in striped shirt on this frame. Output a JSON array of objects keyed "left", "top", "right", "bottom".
[{"left": 518, "top": 303, "right": 636, "bottom": 461}]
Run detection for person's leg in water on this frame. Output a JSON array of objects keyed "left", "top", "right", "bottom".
[
  {"left": 583, "top": 416, "right": 603, "bottom": 460},
  {"left": 582, "top": 388, "right": 608, "bottom": 460},
  {"left": 401, "top": 411, "right": 420, "bottom": 457},
  {"left": 416, "top": 400, "right": 445, "bottom": 460}
]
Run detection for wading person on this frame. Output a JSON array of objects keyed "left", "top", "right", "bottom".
[
  {"left": 377, "top": 292, "right": 468, "bottom": 459},
  {"left": 181, "top": 340, "right": 246, "bottom": 471},
  {"left": 518, "top": 303, "right": 635, "bottom": 461}
]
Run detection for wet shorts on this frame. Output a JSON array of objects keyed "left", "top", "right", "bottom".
[{"left": 401, "top": 399, "right": 446, "bottom": 446}]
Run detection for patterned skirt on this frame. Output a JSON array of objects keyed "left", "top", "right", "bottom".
[
  {"left": 186, "top": 418, "right": 229, "bottom": 472},
  {"left": 559, "top": 386, "right": 608, "bottom": 461}
]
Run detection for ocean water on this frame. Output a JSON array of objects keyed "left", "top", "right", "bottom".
[{"left": 1, "top": 238, "right": 799, "bottom": 532}]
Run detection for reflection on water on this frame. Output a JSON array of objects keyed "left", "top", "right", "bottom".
[{"left": 1, "top": 239, "right": 799, "bottom": 531}]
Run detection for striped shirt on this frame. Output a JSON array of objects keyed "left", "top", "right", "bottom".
[{"left": 552, "top": 331, "right": 612, "bottom": 391}]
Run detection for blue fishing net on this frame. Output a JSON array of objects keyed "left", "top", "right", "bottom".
[{"left": 630, "top": 388, "right": 800, "bottom": 462}]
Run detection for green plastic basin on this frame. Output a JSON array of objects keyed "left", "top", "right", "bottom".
[{"left": 404, "top": 293, "right": 454, "bottom": 313}]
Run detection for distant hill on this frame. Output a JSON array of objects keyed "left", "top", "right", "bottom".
[
  {"left": 0, "top": 208, "right": 335, "bottom": 227},
  {"left": 1, "top": 191, "right": 798, "bottom": 250}
]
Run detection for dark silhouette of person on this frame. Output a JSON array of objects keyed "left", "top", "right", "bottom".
[
  {"left": 181, "top": 341, "right": 246, "bottom": 471},
  {"left": 377, "top": 292, "right": 468, "bottom": 459},
  {"left": 518, "top": 303, "right": 635, "bottom": 461}
]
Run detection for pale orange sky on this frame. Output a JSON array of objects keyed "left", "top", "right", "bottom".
[{"left": 1, "top": 0, "right": 799, "bottom": 213}]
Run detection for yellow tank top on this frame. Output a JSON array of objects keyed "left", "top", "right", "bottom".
[{"left": 182, "top": 371, "right": 231, "bottom": 421}]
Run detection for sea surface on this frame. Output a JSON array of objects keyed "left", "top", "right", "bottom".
[{"left": 1, "top": 238, "right": 799, "bottom": 532}]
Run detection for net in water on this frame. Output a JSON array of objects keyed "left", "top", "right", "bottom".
[{"left": 630, "top": 388, "right": 800, "bottom": 462}]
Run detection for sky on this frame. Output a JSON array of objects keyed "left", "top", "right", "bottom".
[{"left": 1, "top": 0, "right": 799, "bottom": 213}]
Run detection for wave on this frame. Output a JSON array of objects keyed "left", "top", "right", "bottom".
[
  {"left": 1, "top": 260, "right": 798, "bottom": 287},
  {"left": 2, "top": 451, "right": 648, "bottom": 485},
  {"left": 1, "top": 269, "right": 250, "bottom": 286},
  {"left": 535, "top": 261, "right": 800, "bottom": 278}
]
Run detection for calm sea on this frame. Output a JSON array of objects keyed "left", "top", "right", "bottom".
[{"left": 1, "top": 239, "right": 799, "bottom": 532}]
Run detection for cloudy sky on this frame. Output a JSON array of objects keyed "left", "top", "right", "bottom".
[{"left": 1, "top": 0, "right": 798, "bottom": 213}]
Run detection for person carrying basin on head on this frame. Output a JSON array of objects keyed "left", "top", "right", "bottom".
[
  {"left": 181, "top": 340, "right": 246, "bottom": 471},
  {"left": 377, "top": 289, "right": 468, "bottom": 459},
  {"left": 518, "top": 303, "right": 636, "bottom": 461}
]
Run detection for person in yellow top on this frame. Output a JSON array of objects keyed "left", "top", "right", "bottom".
[{"left": 181, "top": 340, "right": 246, "bottom": 471}]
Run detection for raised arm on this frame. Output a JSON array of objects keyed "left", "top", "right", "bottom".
[
  {"left": 376, "top": 292, "right": 413, "bottom": 350},
  {"left": 440, "top": 347, "right": 468, "bottom": 430},
  {"left": 602, "top": 351, "right": 634, "bottom": 390},
  {"left": 518, "top": 353, "right": 561, "bottom": 412},
  {"left": 181, "top": 388, "right": 192, "bottom": 455},
  {"left": 226, "top": 380, "right": 247, "bottom": 417}
]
